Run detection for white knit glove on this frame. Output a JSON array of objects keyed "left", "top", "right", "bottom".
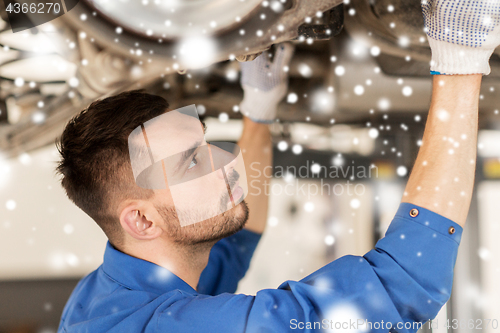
[
  {"left": 422, "top": 0, "right": 500, "bottom": 75},
  {"left": 239, "top": 43, "right": 294, "bottom": 123}
]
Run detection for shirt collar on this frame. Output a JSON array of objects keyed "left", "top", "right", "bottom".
[{"left": 102, "top": 241, "right": 196, "bottom": 295}]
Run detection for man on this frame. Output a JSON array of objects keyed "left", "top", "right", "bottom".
[{"left": 57, "top": 1, "right": 499, "bottom": 332}]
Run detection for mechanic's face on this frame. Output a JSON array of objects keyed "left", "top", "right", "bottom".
[{"left": 128, "top": 108, "right": 248, "bottom": 243}]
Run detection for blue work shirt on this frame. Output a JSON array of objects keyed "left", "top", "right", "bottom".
[{"left": 58, "top": 203, "right": 463, "bottom": 333}]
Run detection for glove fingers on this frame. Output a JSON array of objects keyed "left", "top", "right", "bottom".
[
  {"left": 239, "top": 43, "right": 293, "bottom": 90},
  {"left": 423, "top": 0, "right": 500, "bottom": 74},
  {"left": 239, "top": 53, "right": 268, "bottom": 83},
  {"left": 270, "top": 43, "right": 294, "bottom": 82},
  {"left": 272, "top": 43, "right": 295, "bottom": 68}
]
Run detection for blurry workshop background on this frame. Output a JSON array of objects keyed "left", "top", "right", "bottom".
[{"left": 0, "top": 0, "right": 500, "bottom": 332}]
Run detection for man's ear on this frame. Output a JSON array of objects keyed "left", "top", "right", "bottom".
[{"left": 119, "top": 202, "right": 163, "bottom": 240}]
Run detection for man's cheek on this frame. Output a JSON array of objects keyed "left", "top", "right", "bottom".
[{"left": 170, "top": 172, "right": 229, "bottom": 227}]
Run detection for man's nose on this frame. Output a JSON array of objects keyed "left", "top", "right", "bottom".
[{"left": 209, "top": 144, "right": 238, "bottom": 179}]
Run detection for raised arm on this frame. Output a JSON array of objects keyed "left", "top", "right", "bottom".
[
  {"left": 238, "top": 117, "right": 272, "bottom": 233},
  {"left": 403, "top": 75, "right": 480, "bottom": 227},
  {"left": 237, "top": 43, "right": 294, "bottom": 233},
  {"left": 403, "top": 0, "right": 500, "bottom": 226}
]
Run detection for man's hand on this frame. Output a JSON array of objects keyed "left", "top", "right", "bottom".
[
  {"left": 239, "top": 43, "right": 294, "bottom": 123},
  {"left": 422, "top": 0, "right": 500, "bottom": 75}
]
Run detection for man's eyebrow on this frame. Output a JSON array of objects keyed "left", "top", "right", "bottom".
[{"left": 174, "top": 140, "right": 202, "bottom": 174}]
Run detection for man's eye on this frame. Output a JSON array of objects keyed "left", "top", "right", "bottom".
[{"left": 187, "top": 156, "right": 198, "bottom": 170}]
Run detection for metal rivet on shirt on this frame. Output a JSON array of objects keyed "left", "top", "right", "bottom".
[
  {"left": 409, "top": 208, "right": 419, "bottom": 217},
  {"left": 448, "top": 226, "right": 455, "bottom": 235}
]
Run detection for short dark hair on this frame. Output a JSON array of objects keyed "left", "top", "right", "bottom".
[{"left": 56, "top": 90, "right": 169, "bottom": 246}]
